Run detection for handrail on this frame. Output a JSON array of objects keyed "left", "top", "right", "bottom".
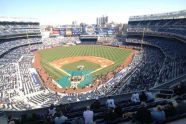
[{"left": 151, "top": 74, "right": 186, "bottom": 89}]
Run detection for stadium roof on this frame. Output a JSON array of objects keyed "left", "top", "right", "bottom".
[
  {"left": 0, "top": 17, "right": 39, "bottom": 23},
  {"left": 129, "top": 10, "right": 186, "bottom": 21}
]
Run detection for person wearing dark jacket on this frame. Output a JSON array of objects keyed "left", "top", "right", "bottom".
[
  {"left": 135, "top": 102, "right": 152, "bottom": 124},
  {"left": 104, "top": 108, "right": 117, "bottom": 123},
  {"left": 91, "top": 98, "right": 101, "bottom": 111},
  {"left": 114, "top": 105, "right": 122, "bottom": 117},
  {"left": 163, "top": 102, "right": 176, "bottom": 118},
  {"left": 140, "top": 91, "right": 147, "bottom": 102},
  {"left": 173, "top": 83, "right": 186, "bottom": 96},
  {"left": 175, "top": 97, "right": 186, "bottom": 115}
]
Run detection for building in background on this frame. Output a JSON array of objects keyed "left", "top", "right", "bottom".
[
  {"left": 96, "top": 15, "right": 108, "bottom": 27},
  {"left": 72, "top": 21, "right": 78, "bottom": 26},
  {"left": 122, "top": 24, "right": 128, "bottom": 35}
]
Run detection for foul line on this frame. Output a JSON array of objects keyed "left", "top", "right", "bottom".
[
  {"left": 50, "top": 64, "right": 71, "bottom": 76},
  {"left": 86, "top": 67, "right": 104, "bottom": 75}
]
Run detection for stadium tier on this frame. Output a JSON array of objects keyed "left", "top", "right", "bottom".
[
  {"left": 128, "top": 10, "right": 186, "bottom": 41},
  {"left": 0, "top": 17, "right": 41, "bottom": 38},
  {"left": 0, "top": 11, "right": 186, "bottom": 124}
]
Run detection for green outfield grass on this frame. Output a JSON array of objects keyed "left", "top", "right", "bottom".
[
  {"left": 39, "top": 45, "right": 132, "bottom": 81},
  {"left": 61, "top": 60, "right": 101, "bottom": 71}
]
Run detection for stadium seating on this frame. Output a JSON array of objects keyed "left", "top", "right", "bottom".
[
  {"left": 128, "top": 18, "right": 186, "bottom": 39},
  {"left": 0, "top": 21, "right": 40, "bottom": 36}
]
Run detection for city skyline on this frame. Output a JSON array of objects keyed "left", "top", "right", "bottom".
[{"left": 1, "top": 0, "right": 186, "bottom": 25}]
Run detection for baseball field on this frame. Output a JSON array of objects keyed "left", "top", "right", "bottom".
[{"left": 38, "top": 45, "right": 132, "bottom": 88}]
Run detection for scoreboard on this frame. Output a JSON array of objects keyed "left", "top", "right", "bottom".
[
  {"left": 60, "top": 28, "right": 66, "bottom": 36},
  {"left": 72, "top": 28, "right": 81, "bottom": 36}
]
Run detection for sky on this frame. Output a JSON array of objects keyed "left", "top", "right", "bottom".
[{"left": 0, "top": 0, "right": 186, "bottom": 25}]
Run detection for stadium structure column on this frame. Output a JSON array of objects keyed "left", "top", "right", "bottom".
[{"left": 141, "top": 28, "right": 146, "bottom": 63}]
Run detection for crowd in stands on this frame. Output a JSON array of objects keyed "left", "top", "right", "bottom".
[
  {"left": 42, "top": 36, "right": 122, "bottom": 47},
  {"left": 42, "top": 37, "right": 81, "bottom": 48},
  {"left": 119, "top": 46, "right": 165, "bottom": 93},
  {"left": 0, "top": 37, "right": 47, "bottom": 110},
  {"left": 126, "top": 36, "right": 186, "bottom": 87},
  {"left": 0, "top": 38, "right": 41, "bottom": 57},
  {"left": 128, "top": 18, "right": 186, "bottom": 39},
  {"left": 0, "top": 22, "right": 40, "bottom": 36},
  {"left": 97, "top": 36, "right": 119, "bottom": 45}
]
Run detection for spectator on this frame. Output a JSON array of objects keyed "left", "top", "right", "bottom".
[
  {"left": 104, "top": 108, "right": 117, "bottom": 123},
  {"left": 146, "top": 90, "right": 155, "bottom": 102},
  {"left": 175, "top": 97, "right": 186, "bottom": 115},
  {"left": 163, "top": 102, "right": 176, "bottom": 118},
  {"left": 131, "top": 92, "right": 140, "bottom": 104},
  {"left": 54, "top": 111, "right": 68, "bottom": 124},
  {"left": 114, "top": 105, "right": 122, "bottom": 117},
  {"left": 151, "top": 105, "right": 166, "bottom": 124},
  {"left": 8, "top": 115, "right": 15, "bottom": 124},
  {"left": 135, "top": 102, "right": 151, "bottom": 124},
  {"left": 83, "top": 106, "right": 94, "bottom": 124},
  {"left": 48, "top": 104, "right": 56, "bottom": 117},
  {"left": 140, "top": 91, "right": 147, "bottom": 102},
  {"left": 45, "top": 111, "right": 53, "bottom": 124},
  {"left": 173, "top": 83, "right": 186, "bottom": 96},
  {"left": 59, "top": 103, "right": 71, "bottom": 115},
  {"left": 90, "top": 97, "right": 101, "bottom": 111},
  {"left": 106, "top": 96, "right": 116, "bottom": 109}
]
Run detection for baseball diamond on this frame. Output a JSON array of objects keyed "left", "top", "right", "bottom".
[{"left": 34, "top": 45, "right": 135, "bottom": 92}]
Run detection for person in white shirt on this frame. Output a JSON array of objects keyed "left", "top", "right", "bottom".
[
  {"left": 146, "top": 91, "right": 155, "bottom": 102},
  {"left": 106, "top": 96, "right": 116, "bottom": 109},
  {"left": 83, "top": 106, "right": 94, "bottom": 124},
  {"left": 131, "top": 92, "right": 140, "bottom": 104}
]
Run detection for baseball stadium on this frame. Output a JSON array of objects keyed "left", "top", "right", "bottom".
[{"left": 0, "top": 1, "right": 186, "bottom": 124}]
